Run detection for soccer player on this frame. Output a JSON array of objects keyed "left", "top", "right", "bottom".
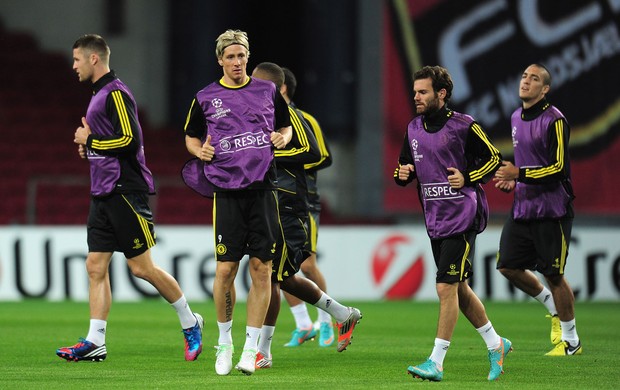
[
  {"left": 182, "top": 30, "right": 292, "bottom": 376},
  {"left": 494, "top": 63, "right": 581, "bottom": 356},
  {"left": 56, "top": 34, "right": 203, "bottom": 363},
  {"left": 251, "top": 63, "right": 362, "bottom": 370},
  {"left": 280, "top": 67, "right": 336, "bottom": 348},
  {"left": 395, "top": 66, "right": 510, "bottom": 381}
]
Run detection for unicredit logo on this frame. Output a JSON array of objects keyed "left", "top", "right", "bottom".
[{"left": 371, "top": 234, "right": 425, "bottom": 299}]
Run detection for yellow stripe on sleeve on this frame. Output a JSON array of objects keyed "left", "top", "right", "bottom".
[
  {"left": 275, "top": 107, "right": 311, "bottom": 157},
  {"left": 525, "top": 120, "right": 565, "bottom": 179},
  {"left": 469, "top": 123, "right": 501, "bottom": 182},
  {"left": 303, "top": 110, "right": 329, "bottom": 169},
  {"left": 90, "top": 90, "right": 133, "bottom": 150},
  {"left": 184, "top": 98, "right": 197, "bottom": 132}
]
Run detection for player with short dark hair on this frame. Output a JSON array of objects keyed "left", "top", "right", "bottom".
[
  {"left": 494, "top": 63, "right": 581, "bottom": 356},
  {"left": 56, "top": 34, "right": 203, "bottom": 363},
  {"left": 251, "top": 62, "right": 362, "bottom": 369},
  {"left": 279, "top": 67, "right": 336, "bottom": 349}
]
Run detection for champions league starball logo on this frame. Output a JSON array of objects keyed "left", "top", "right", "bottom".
[
  {"left": 411, "top": 138, "right": 423, "bottom": 162},
  {"left": 211, "top": 98, "right": 222, "bottom": 108},
  {"left": 511, "top": 126, "right": 518, "bottom": 148},
  {"left": 211, "top": 97, "right": 231, "bottom": 119},
  {"left": 371, "top": 234, "right": 425, "bottom": 299}
]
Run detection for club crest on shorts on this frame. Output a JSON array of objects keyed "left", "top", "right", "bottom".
[{"left": 216, "top": 243, "right": 227, "bottom": 255}]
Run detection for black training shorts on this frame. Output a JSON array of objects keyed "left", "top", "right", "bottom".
[
  {"left": 497, "top": 216, "right": 573, "bottom": 276},
  {"left": 87, "top": 193, "right": 155, "bottom": 258},
  {"left": 213, "top": 189, "right": 279, "bottom": 262},
  {"left": 430, "top": 230, "right": 477, "bottom": 284},
  {"left": 272, "top": 213, "right": 311, "bottom": 282}
]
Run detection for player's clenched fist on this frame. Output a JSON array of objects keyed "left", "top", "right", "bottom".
[
  {"left": 271, "top": 131, "right": 285, "bottom": 149},
  {"left": 398, "top": 164, "right": 415, "bottom": 181}
]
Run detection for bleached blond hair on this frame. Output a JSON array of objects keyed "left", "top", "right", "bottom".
[{"left": 215, "top": 29, "right": 250, "bottom": 59}]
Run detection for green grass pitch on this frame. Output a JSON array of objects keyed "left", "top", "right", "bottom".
[{"left": 1, "top": 300, "right": 618, "bottom": 389}]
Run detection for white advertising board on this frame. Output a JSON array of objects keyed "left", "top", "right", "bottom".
[{"left": 1, "top": 225, "right": 618, "bottom": 301}]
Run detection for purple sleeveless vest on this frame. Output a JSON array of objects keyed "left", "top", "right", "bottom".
[
  {"left": 407, "top": 112, "right": 488, "bottom": 239},
  {"left": 511, "top": 105, "right": 571, "bottom": 220},
  {"left": 193, "top": 78, "right": 276, "bottom": 190},
  {"left": 85, "top": 79, "right": 154, "bottom": 196}
]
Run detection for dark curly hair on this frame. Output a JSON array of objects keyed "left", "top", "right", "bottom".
[{"left": 413, "top": 65, "right": 453, "bottom": 104}]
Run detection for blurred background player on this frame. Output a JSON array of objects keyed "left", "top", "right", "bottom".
[
  {"left": 494, "top": 63, "right": 581, "bottom": 356},
  {"left": 183, "top": 30, "right": 292, "bottom": 376},
  {"left": 280, "top": 67, "right": 335, "bottom": 348},
  {"left": 251, "top": 62, "right": 362, "bottom": 370},
  {"left": 56, "top": 34, "right": 203, "bottom": 363}
]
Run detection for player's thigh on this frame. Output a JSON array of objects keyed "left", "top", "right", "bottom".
[
  {"left": 246, "top": 190, "right": 279, "bottom": 261},
  {"left": 497, "top": 217, "right": 537, "bottom": 270},
  {"left": 272, "top": 213, "right": 311, "bottom": 282},
  {"left": 532, "top": 217, "right": 573, "bottom": 275},
  {"left": 213, "top": 193, "right": 248, "bottom": 261},
  {"left": 107, "top": 193, "right": 156, "bottom": 259},
  {"left": 432, "top": 231, "right": 476, "bottom": 283}
]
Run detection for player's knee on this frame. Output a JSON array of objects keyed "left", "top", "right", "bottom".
[
  {"left": 85, "top": 258, "right": 108, "bottom": 281},
  {"left": 250, "top": 263, "right": 271, "bottom": 283},
  {"left": 127, "top": 261, "right": 150, "bottom": 280},
  {"left": 498, "top": 267, "right": 515, "bottom": 279},
  {"left": 215, "top": 261, "right": 239, "bottom": 282},
  {"left": 544, "top": 274, "right": 564, "bottom": 288},
  {"left": 300, "top": 263, "right": 316, "bottom": 277}
]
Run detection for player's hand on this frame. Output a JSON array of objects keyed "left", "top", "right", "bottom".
[
  {"left": 495, "top": 161, "right": 519, "bottom": 181},
  {"left": 398, "top": 164, "right": 414, "bottom": 181},
  {"left": 447, "top": 167, "right": 464, "bottom": 189},
  {"left": 78, "top": 144, "right": 87, "bottom": 159},
  {"left": 271, "top": 131, "right": 286, "bottom": 149},
  {"left": 199, "top": 134, "right": 215, "bottom": 161},
  {"left": 494, "top": 178, "right": 516, "bottom": 193},
  {"left": 74, "top": 117, "right": 91, "bottom": 145}
]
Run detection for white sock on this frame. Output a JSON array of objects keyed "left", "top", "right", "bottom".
[
  {"left": 561, "top": 319, "right": 579, "bottom": 346},
  {"left": 243, "top": 326, "right": 261, "bottom": 351},
  {"left": 86, "top": 319, "right": 107, "bottom": 346},
  {"left": 534, "top": 287, "right": 557, "bottom": 316},
  {"left": 314, "top": 293, "right": 350, "bottom": 323},
  {"left": 258, "top": 325, "right": 275, "bottom": 357},
  {"left": 429, "top": 338, "right": 450, "bottom": 366},
  {"left": 317, "top": 308, "right": 331, "bottom": 324},
  {"left": 217, "top": 320, "right": 233, "bottom": 345},
  {"left": 290, "top": 303, "right": 313, "bottom": 329},
  {"left": 476, "top": 321, "right": 501, "bottom": 350},
  {"left": 171, "top": 295, "right": 197, "bottom": 329}
]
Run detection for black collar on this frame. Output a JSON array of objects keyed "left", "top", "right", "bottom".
[
  {"left": 521, "top": 97, "right": 550, "bottom": 121},
  {"left": 92, "top": 71, "right": 116, "bottom": 94},
  {"left": 423, "top": 105, "right": 452, "bottom": 133}
]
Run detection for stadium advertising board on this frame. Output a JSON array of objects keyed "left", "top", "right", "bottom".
[{"left": 1, "top": 226, "right": 619, "bottom": 302}]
